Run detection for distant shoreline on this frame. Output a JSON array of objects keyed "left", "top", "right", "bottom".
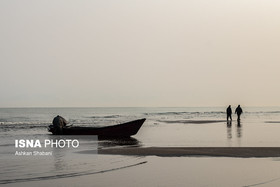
[{"left": 98, "top": 147, "right": 280, "bottom": 158}]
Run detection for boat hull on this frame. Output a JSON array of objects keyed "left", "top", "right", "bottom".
[{"left": 48, "top": 118, "right": 145, "bottom": 137}]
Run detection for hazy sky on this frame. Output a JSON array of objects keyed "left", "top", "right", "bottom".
[{"left": 1, "top": 0, "right": 280, "bottom": 107}]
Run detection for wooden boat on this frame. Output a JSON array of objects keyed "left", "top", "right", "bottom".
[{"left": 48, "top": 118, "right": 145, "bottom": 137}]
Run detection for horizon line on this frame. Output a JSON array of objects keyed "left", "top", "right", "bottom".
[{"left": 0, "top": 105, "right": 279, "bottom": 108}]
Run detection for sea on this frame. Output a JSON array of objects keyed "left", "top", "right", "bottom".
[{"left": 1, "top": 107, "right": 280, "bottom": 186}]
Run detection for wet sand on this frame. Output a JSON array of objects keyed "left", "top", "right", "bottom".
[
  {"left": 99, "top": 147, "right": 280, "bottom": 157},
  {"left": 3, "top": 156, "right": 280, "bottom": 187}
]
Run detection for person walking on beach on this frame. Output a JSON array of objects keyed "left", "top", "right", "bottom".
[
  {"left": 52, "top": 115, "right": 68, "bottom": 134},
  {"left": 226, "top": 105, "right": 232, "bottom": 121},
  {"left": 235, "top": 105, "right": 243, "bottom": 121}
]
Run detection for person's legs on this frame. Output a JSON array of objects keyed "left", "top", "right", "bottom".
[
  {"left": 237, "top": 114, "right": 240, "bottom": 121},
  {"left": 227, "top": 114, "right": 232, "bottom": 121}
]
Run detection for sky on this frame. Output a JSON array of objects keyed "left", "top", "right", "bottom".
[{"left": 0, "top": 0, "right": 280, "bottom": 107}]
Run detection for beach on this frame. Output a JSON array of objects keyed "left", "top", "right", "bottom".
[
  {"left": 2, "top": 156, "right": 280, "bottom": 187},
  {"left": 2, "top": 0, "right": 280, "bottom": 186},
  {"left": 1, "top": 107, "right": 280, "bottom": 186},
  {"left": 99, "top": 147, "right": 280, "bottom": 157}
]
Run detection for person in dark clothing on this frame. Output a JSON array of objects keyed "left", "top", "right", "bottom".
[
  {"left": 52, "top": 115, "right": 68, "bottom": 134},
  {"left": 226, "top": 105, "right": 232, "bottom": 121},
  {"left": 235, "top": 105, "right": 243, "bottom": 121}
]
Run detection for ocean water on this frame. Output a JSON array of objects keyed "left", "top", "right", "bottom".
[{"left": 1, "top": 107, "right": 280, "bottom": 186}]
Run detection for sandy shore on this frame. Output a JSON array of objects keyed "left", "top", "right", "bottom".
[{"left": 98, "top": 147, "right": 280, "bottom": 158}]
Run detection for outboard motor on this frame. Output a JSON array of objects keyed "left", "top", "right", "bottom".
[{"left": 48, "top": 125, "right": 60, "bottom": 135}]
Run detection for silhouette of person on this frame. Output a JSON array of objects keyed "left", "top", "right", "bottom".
[
  {"left": 52, "top": 115, "right": 68, "bottom": 134},
  {"left": 226, "top": 105, "right": 232, "bottom": 121},
  {"left": 235, "top": 105, "right": 243, "bottom": 121}
]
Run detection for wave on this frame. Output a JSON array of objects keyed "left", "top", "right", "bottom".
[
  {"left": 0, "top": 123, "right": 49, "bottom": 128},
  {"left": 159, "top": 120, "right": 226, "bottom": 124},
  {"left": 0, "top": 161, "right": 147, "bottom": 184},
  {"left": 0, "top": 123, "right": 50, "bottom": 133},
  {"left": 145, "top": 111, "right": 225, "bottom": 115},
  {"left": 0, "top": 122, "right": 49, "bottom": 125},
  {"left": 245, "top": 111, "right": 280, "bottom": 114},
  {"left": 145, "top": 110, "right": 280, "bottom": 115},
  {"left": 87, "top": 115, "right": 122, "bottom": 119},
  {"left": 145, "top": 112, "right": 187, "bottom": 115},
  {"left": 0, "top": 117, "right": 30, "bottom": 123},
  {"left": 0, "top": 118, "right": 8, "bottom": 122}
]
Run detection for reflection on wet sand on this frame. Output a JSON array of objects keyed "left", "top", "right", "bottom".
[
  {"left": 49, "top": 135, "right": 76, "bottom": 172},
  {"left": 226, "top": 120, "right": 242, "bottom": 143},
  {"left": 227, "top": 121, "right": 232, "bottom": 139},
  {"left": 237, "top": 120, "right": 242, "bottom": 138},
  {"left": 47, "top": 135, "right": 98, "bottom": 172}
]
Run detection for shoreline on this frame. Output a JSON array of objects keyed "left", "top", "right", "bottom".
[{"left": 98, "top": 147, "right": 280, "bottom": 158}]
